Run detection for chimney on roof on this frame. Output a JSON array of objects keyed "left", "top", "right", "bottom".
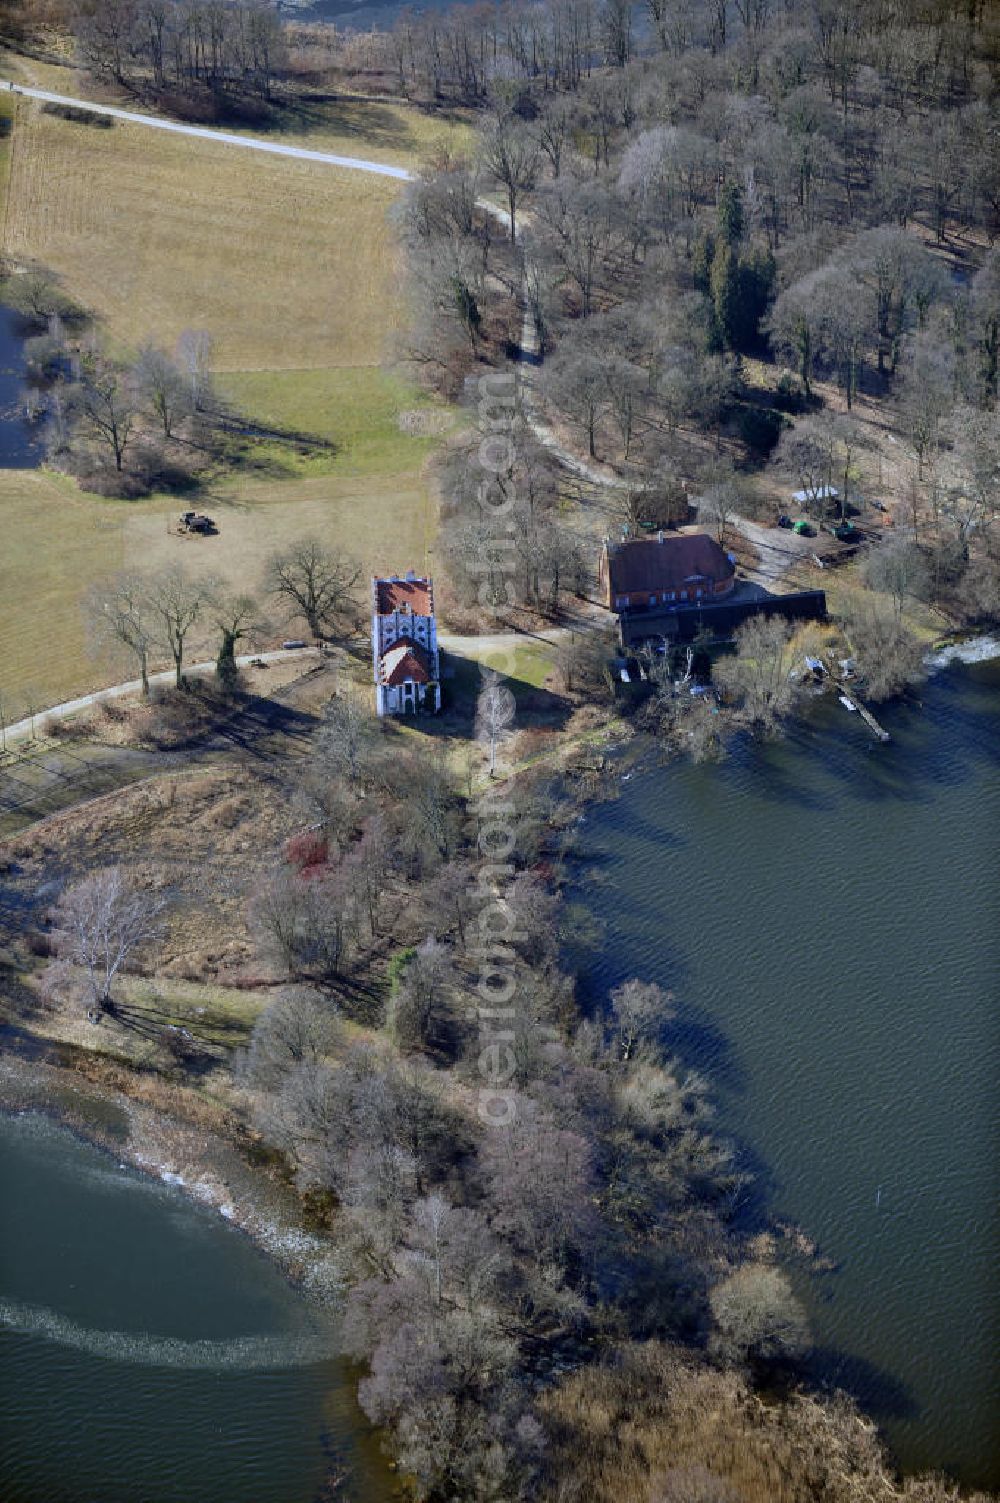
[{"left": 405, "top": 569, "right": 416, "bottom": 582}]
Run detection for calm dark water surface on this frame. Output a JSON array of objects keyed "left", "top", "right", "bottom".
[
  {"left": 571, "top": 661, "right": 1000, "bottom": 1487},
  {"left": 0, "top": 307, "right": 45, "bottom": 469},
  {"left": 0, "top": 1113, "right": 393, "bottom": 1503}
]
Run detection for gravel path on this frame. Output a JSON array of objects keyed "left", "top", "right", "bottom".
[
  {"left": 1, "top": 81, "right": 415, "bottom": 179},
  {"left": 2, "top": 650, "right": 319, "bottom": 748}
]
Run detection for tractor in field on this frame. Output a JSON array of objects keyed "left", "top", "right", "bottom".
[{"left": 179, "top": 511, "right": 217, "bottom": 536}]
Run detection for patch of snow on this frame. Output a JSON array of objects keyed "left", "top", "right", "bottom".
[{"left": 927, "top": 635, "right": 1000, "bottom": 670}]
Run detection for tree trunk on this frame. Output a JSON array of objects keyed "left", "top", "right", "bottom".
[{"left": 216, "top": 630, "right": 238, "bottom": 688}]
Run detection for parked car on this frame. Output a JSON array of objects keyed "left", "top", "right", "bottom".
[
  {"left": 777, "top": 514, "right": 793, "bottom": 529},
  {"left": 793, "top": 520, "right": 815, "bottom": 536}
]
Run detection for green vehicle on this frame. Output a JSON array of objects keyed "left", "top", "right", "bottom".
[{"left": 793, "top": 519, "right": 814, "bottom": 536}]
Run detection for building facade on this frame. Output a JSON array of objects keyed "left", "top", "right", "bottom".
[
  {"left": 371, "top": 572, "right": 441, "bottom": 716},
  {"left": 599, "top": 533, "right": 736, "bottom": 615}
]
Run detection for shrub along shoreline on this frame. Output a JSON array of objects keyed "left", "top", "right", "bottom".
[{"left": 4, "top": 705, "right": 993, "bottom": 1503}]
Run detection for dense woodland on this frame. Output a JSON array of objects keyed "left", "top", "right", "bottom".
[
  {"left": 4, "top": 0, "right": 286, "bottom": 108},
  {"left": 383, "top": 0, "right": 1000, "bottom": 663},
  {"left": 1, "top": 2, "right": 999, "bottom": 1500}
]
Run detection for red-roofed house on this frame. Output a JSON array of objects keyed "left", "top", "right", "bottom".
[
  {"left": 372, "top": 572, "right": 441, "bottom": 716},
  {"left": 599, "top": 532, "right": 736, "bottom": 614}
]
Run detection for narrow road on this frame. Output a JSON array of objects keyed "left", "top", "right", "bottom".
[
  {"left": 731, "top": 514, "right": 820, "bottom": 587},
  {"left": 0, "top": 81, "right": 415, "bottom": 180},
  {"left": 439, "top": 627, "right": 571, "bottom": 653},
  {"left": 517, "top": 298, "right": 630, "bottom": 491},
  {"left": 2, "top": 649, "right": 319, "bottom": 749}
]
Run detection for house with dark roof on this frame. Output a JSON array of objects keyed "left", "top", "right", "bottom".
[
  {"left": 600, "top": 533, "right": 827, "bottom": 649},
  {"left": 371, "top": 572, "right": 441, "bottom": 716},
  {"left": 599, "top": 532, "right": 736, "bottom": 617}
]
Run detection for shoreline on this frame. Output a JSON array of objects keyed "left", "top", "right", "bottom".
[
  {"left": 925, "top": 632, "right": 1000, "bottom": 670},
  {"left": 2, "top": 653, "right": 997, "bottom": 1498},
  {"left": 0, "top": 1050, "right": 345, "bottom": 1300},
  {"left": 0, "top": 1055, "right": 406, "bottom": 1499}
]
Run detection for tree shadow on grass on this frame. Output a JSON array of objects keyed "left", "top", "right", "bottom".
[
  {"left": 433, "top": 651, "right": 574, "bottom": 740},
  {"left": 252, "top": 95, "right": 417, "bottom": 154},
  {"left": 205, "top": 413, "right": 341, "bottom": 484},
  {"left": 105, "top": 996, "right": 233, "bottom": 1076}
]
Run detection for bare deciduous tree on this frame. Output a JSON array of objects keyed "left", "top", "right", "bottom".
[
  {"left": 479, "top": 1101, "right": 597, "bottom": 1271},
  {"left": 48, "top": 866, "right": 168, "bottom": 1021},
  {"left": 134, "top": 343, "right": 190, "bottom": 438},
  {"left": 250, "top": 868, "right": 355, "bottom": 984},
  {"left": 211, "top": 590, "right": 265, "bottom": 689},
  {"left": 175, "top": 329, "right": 214, "bottom": 412},
  {"left": 534, "top": 94, "right": 577, "bottom": 180},
  {"left": 773, "top": 418, "right": 835, "bottom": 516},
  {"left": 386, "top": 936, "right": 449, "bottom": 1052},
  {"left": 146, "top": 566, "right": 213, "bottom": 689},
  {"left": 696, "top": 466, "right": 744, "bottom": 545},
  {"left": 714, "top": 617, "right": 798, "bottom": 736},
  {"left": 70, "top": 354, "right": 138, "bottom": 471},
  {"left": 316, "top": 691, "right": 382, "bottom": 786},
  {"left": 267, "top": 537, "right": 360, "bottom": 641},
  {"left": 476, "top": 670, "right": 516, "bottom": 776},
  {"left": 88, "top": 574, "right": 156, "bottom": 698},
  {"left": 709, "top": 1264, "right": 810, "bottom": 1367},
  {"left": 345, "top": 815, "right": 392, "bottom": 938},
  {"left": 610, "top": 978, "right": 674, "bottom": 1061},
  {"left": 243, "top": 988, "right": 342, "bottom": 1090},
  {"left": 841, "top": 599, "right": 926, "bottom": 702},
  {"left": 863, "top": 537, "right": 929, "bottom": 619},
  {"left": 2, "top": 267, "right": 75, "bottom": 327},
  {"left": 480, "top": 116, "right": 539, "bottom": 245}
]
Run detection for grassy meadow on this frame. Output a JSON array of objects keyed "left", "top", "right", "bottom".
[
  {"left": 0, "top": 87, "right": 459, "bottom": 711},
  {"left": 0, "top": 51, "right": 473, "bottom": 171},
  {"left": 3, "top": 105, "right": 404, "bottom": 369}
]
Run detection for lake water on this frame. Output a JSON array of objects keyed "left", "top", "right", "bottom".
[
  {"left": 0, "top": 1112, "right": 394, "bottom": 1503},
  {"left": 571, "top": 660, "right": 1000, "bottom": 1488},
  {"left": 0, "top": 306, "right": 46, "bottom": 469}
]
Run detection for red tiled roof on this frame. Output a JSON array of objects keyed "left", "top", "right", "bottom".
[
  {"left": 605, "top": 535, "right": 734, "bottom": 595},
  {"left": 375, "top": 576, "right": 433, "bottom": 615},
  {"left": 379, "top": 638, "right": 432, "bottom": 686}
]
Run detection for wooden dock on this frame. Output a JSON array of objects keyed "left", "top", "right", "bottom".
[
  {"left": 817, "top": 660, "right": 891, "bottom": 742},
  {"left": 836, "top": 688, "right": 890, "bottom": 742}
]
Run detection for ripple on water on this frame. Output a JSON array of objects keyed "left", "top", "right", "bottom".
[
  {"left": 570, "top": 663, "right": 1000, "bottom": 1489},
  {"left": 0, "top": 1113, "right": 394, "bottom": 1503}
]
